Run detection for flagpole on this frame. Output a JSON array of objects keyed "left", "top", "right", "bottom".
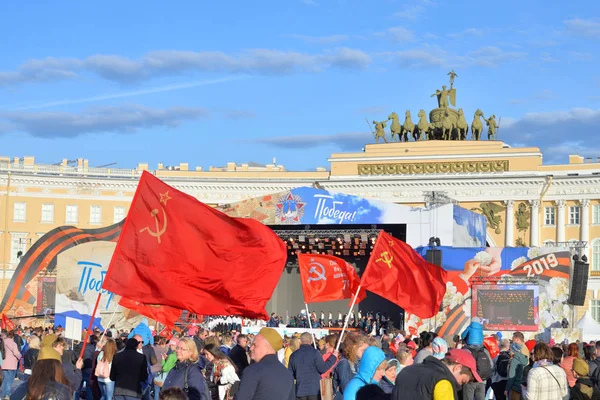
[
  {"left": 79, "top": 292, "right": 102, "bottom": 360},
  {"left": 304, "top": 303, "right": 317, "bottom": 348},
  {"left": 99, "top": 305, "right": 120, "bottom": 344},
  {"left": 336, "top": 285, "right": 361, "bottom": 352}
]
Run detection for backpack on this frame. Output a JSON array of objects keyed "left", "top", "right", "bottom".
[
  {"left": 496, "top": 351, "right": 510, "bottom": 378},
  {"left": 469, "top": 347, "right": 493, "bottom": 381}
]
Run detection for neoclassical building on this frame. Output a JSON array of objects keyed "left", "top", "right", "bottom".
[{"left": 2, "top": 140, "right": 600, "bottom": 320}]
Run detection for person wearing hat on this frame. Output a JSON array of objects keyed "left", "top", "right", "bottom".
[
  {"left": 392, "top": 348, "right": 482, "bottom": 400},
  {"left": 236, "top": 328, "right": 294, "bottom": 400},
  {"left": 431, "top": 338, "right": 448, "bottom": 360},
  {"left": 10, "top": 345, "right": 71, "bottom": 400},
  {"left": 569, "top": 358, "right": 600, "bottom": 400}
]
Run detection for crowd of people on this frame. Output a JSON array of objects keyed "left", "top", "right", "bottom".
[{"left": 1, "top": 319, "right": 599, "bottom": 400}]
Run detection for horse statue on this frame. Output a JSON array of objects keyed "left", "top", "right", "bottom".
[
  {"left": 440, "top": 110, "right": 455, "bottom": 140},
  {"left": 403, "top": 110, "right": 417, "bottom": 141},
  {"left": 388, "top": 112, "right": 403, "bottom": 142},
  {"left": 471, "top": 109, "right": 485, "bottom": 141},
  {"left": 457, "top": 108, "right": 469, "bottom": 140},
  {"left": 415, "top": 109, "right": 431, "bottom": 141}
]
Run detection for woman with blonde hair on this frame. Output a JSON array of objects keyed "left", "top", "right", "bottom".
[
  {"left": 284, "top": 337, "right": 300, "bottom": 368},
  {"left": 95, "top": 338, "right": 117, "bottom": 400},
  {"left": 332, "top": 333, "right": 369, "bottom": 400},
  {"left": 23, "top": 335, "right": 41, "bottom": 380},
  {"left": 162, "top": 338, "right": 210, "bottom": 400}
]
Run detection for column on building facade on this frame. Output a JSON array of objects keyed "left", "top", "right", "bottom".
[
  {"left": 581, "top": 199, "right": 590, "bottom": 261},
  {"left": 530, "top": 200, "right": 540, "bottom": 247},
  {"left": 504, "top": 200, "right": 515, "bottom": 247},
  {"left": 557, "top": 200, "right": 566, "bottom": 243}
]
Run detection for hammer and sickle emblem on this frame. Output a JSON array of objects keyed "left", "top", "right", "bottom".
[
  {"left": 307, "top": 261, "right": 327, "bottom": 283},
  {"left": 376, "top": 251, "right": 394, "bottom": 269},
  {"left": 139, "top": 207, "right": 168, "bottom": 244}
]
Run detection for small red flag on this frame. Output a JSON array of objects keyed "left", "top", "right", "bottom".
[
  {"left": 1, "top": 314, "right": 15, "bottom": 331},
  {"left": 103, "top": 171, "right": 287, "bottom": 320},
  {"left": 360, "top": 231, "right": 448, "bottom": 319},
  {"left": 298, "top": 254, "right": 366, "bottom": 304},
  {"left": 118, "top": 297, "right": 182, "bottom": 329}
]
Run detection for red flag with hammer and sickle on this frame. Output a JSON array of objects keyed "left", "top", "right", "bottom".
[
  {"left": 118, "top": 297, "right": 182, "bottom": 329},
  {"left": 360, "top": 230, "right": 448, "bottom": 319},
  {"left": 297, "top": 254, "right": 366, "bottom": 304},
  {"left": 102, "top": 171, "right": 287, "bottom": 320}
]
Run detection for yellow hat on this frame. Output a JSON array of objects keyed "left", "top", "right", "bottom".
[
  {"left": 573, "top": 358, "right": 589, "bottom": 376},
  {"left": 38, "top": 346, "right": 62, "bottom": 362},
  {"left": 41, "top": 334, "right": 57, "bottom": 348},
  {"left": 258, "top": 328, "right": 283, "bottom": 352}
]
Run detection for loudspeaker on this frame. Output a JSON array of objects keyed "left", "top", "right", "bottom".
[
  {"left": 426, "top": 249, "right": 442, "bottom": 266},
  {"left": 568, "top": 261, "right": 589, "bottom": 306}
]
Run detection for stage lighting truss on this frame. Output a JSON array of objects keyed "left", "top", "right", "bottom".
[{"left": 470, "top": 275, "right": 539, "bottom": 286}]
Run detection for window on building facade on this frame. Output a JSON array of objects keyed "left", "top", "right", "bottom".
[
  {"left": 593, "top": 239, "right": 600, "bottom": 271},
  {"left": 66, "top": 205, "right": 78, "bottom": 224},
  {"left": 13, "top": 202, "right": 26, "bottom": 222},
  {"left": 569, "top": 206, "right": 581, "bottom": 225},
  {"left": 114, "top": 206, "right": 125, "bottom": 223},
  {"left": 544, "top": 207, "right": 555, "bottom": 225},
  {"left": 90, "top": 206, "right": 102, "bottom": 224},
  {"left": 592, "top": 300, "right": 600, "bottom": 323},
  {"left": 10, "top": 234, "right": 27, "bottom": 265},
  {"left": 594, "top": 204, "right": 600, "bottom": 224},
  {"left": 41, "top": 204, "right": 54, "bottom": 223}
]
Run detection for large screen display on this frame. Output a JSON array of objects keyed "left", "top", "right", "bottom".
[{"left": 472, "top": 284, "right": 539, "bottom": 331}]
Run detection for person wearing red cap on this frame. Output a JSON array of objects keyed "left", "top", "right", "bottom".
[{"left": 392, "top": 348, "right": 481, "bottom": 400}]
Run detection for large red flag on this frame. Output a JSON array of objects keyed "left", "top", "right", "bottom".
[
  {"left": 297, "top": 254, "right": 366, "bottom": 304},
  {"left": 360, "top": 231, "right": 448, "bottom": 319},
  {"left": 102, "top": 171, "right": 287, "bottom": 320},
  {"left": 1, "top": 314, "right": 14, "bottom": 331},
  {"left": 118, "top": 297, "right": 182, "bottom": 329}
]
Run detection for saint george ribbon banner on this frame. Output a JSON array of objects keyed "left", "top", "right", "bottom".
[
  {"left": 102, "top": 171, "right": 287, "bottom": 320},
  {"left": 360, "top": 230, "right": 448, "bottom": 319},
  {"left": 297, "top": 253, "right": 365, "bottom": 304}
]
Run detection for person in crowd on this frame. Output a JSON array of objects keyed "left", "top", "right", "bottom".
[
  {"left": 203, "top": 343, "right": 240, "bottom": 400},
  {"left": 505, "top": 341, "right": 528, "bottom": 399},
  {"left": 23, "top": 335, "right": 41, "bottom": 381},
  {"left": 78, "top": 333, "right": 98, "bottom": 400},
  {"left": 513, "top": 332, "right": 530, "bottom": 359},
  {"left": 392, "top": 348, "right": 481, "bottom": 400},
  {"left": 562, "top": 343, "right": 581, "bottom": 388},
  {"left": 396, "top": 345, "right": 414, "bottom": 372},
  {"left": 289, "top": 332, "right": 339, "bottom": 400},
  {"left": 380, "top": 359, "right": 400, "bottom": 394},
  {"left": 2, "top": 331, "right": 22, "bottom": 398},
  {"left": 153, "top": 337, "right": 169, "bottom": 400},
  {"left": 96, "top": 338, "right": 117, "bottom": 400},
  {"left": 10, "top": 344, "right": 71, "bottom": 400},
  {"left": 52, "top": 336, "right": 84, "bottom": 393},
  {"left": 235, "top": 328, "right": 294, "bottom": 400},
  {"left": 356, "top": 384, "right": 391, "bottom": 400},
  {"left": 159, "top": 387, "right": 188, "bottom": 400},
  {"left": 219, "top": 334, "right": 234, "bottom": 357},
  {"left": 162, "top": 338, "right": 210, "bottom": 400},
  {"left": 284, "top": 337, "right": 300, "bottom": 368},
  {"left": 343, "top": 346, "right": 387, "bottom": 400},
  {"left": 229, "top": 334, "right": 250, "bottom": 379},
  {"left": 414, "top": 332, "right": 435, "bottom": 364},
  {"left": 462, "top": 331, "right": 492, "bottom": 400},
  {"left": 585, "top": 345, "right": 597, "bottom": 379},
  {"left": 490, "top": 338, "right": 510, "bottom": 400},
  {"left": 461, "top": 317, "right": 484, "bottom": 347},
  {"left": 525, "top": 341, "right": 568, "bottom": 400},
  {"left": 321, "top": 334, "right": 339, "bottom": 379},
  {"left": 431, "top": 338, "right": 448, "bottom": 360},
  {"left": 570, "top": 358, "right": 600, "bottom": 400},
  {"left": 110, "top": 338, "right": 150, "bottom": 400},
  {"left": 333, "top": 333, "right": 369, "bottom": 400},
  {"left": 553, "top": 347, "right": 565, "bottom": 365}
]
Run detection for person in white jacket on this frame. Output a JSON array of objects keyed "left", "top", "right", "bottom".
[{"left": 203, "top": 343, "right": 240, "bottom": 400}]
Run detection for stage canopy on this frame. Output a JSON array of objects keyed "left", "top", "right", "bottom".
[{"left": 576, "top": 311, "right": 600, "bottom": 342}]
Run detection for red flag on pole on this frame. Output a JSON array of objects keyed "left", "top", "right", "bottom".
[
  {"left": 102, "top": 171, "right": 287, "bottom": 320},
  {"left": 1, "top": 314, "right": 15, "bottom": 331},
  {"left": 297, "top": 254, "right": 366, "bottom": 304},
  {"left": 118, "top": 297, "right": 182, "bottom": 329},
  {"left": 360, "top": 231, "right": 448, "bottom": 319}
]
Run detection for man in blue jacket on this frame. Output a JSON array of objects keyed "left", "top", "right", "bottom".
[{"left": 289, "top": 333, "right": 339, "bottom": 400}]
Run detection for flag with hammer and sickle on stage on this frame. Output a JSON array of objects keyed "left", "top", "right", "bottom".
[{"left": 139, "top": 191, "right": 171, "bottom": 244}]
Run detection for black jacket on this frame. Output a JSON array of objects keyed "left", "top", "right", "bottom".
[
  {"left": 110, "top": 349, "right": 149, "bottom": 398},
  {"left": 61, "top": 351, "right": 83, "bottom": 392},
  {"left": 163, "top": 361, "right": 210, "bottom": 400},
  {"left": 357, "top": 384, "right": 391, "bottom": 400},
  {"left": 235, "top": 354, "right": 294, "bottom": 400},
  {"left": 571, "top": 377, "right": 600, "bottom": 400},
  {"left": 392, "top": 356, "right": 459, "bottom": 400},
  {"left": 288, "top": 344, "right": 337, "bottom": 397},
  {"left": 230, "top": 344, "right": 250, "bottom": 377},
  {"left": 23, "top": 348, "right": 39, "bottom": 370}
]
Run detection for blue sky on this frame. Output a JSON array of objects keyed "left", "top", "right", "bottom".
[{"left": 1, "top": 0, "right": 599, "bottom": 171}]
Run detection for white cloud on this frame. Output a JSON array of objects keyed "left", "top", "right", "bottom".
[
  {"left": 447, "top": 28, "right": 485, "bottom": 39},
  {"left": 394, "top": 4, "right": 426, "bottom": 20},
  {"left": 0, "top": 105, "right": 209, "bottom": 138},
  {"left": 564, "top": 18, "right": 600, "bottom": 38},
  {"left": 387, "top": 26, "right": 415, "bottom": 42},
  {"left": 253, "top": 132, "right": 368, "bottom": 151}
]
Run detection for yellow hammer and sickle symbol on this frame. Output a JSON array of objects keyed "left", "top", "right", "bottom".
[
  {"left": 376, "top": 251, "right": 394, "bottom": 269},
  {"left": 139, "top": 207, "right": 168, "bottom": 244}
]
